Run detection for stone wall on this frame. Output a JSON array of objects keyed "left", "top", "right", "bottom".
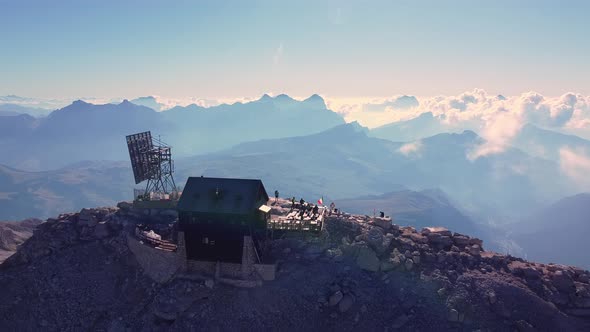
[
  {"left": 127, "top": 234, "right": 181, "bottom": 283},
  {"left": 182, "top": 234, "right": 276, "bottom": 282}
]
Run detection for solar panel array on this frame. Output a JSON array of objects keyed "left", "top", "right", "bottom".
[{"left": 126, "top": 131, "right": 154, "bottom": 184}]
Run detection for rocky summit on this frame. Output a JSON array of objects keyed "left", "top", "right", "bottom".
[{"left": 1, "top": 199, "right": 590, "bottom": 331}]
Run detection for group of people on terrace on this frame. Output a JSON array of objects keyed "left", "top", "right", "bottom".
[{"left": 272, "top": 190, "right": 339, "bottom": 221}]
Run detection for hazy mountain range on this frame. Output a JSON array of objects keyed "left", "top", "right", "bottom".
[
  {"left": 0, "top": 104, "right": 53, "bottom": 117},
  {"left": 0, "top": 94, "right": 589, "bottom": 267},
  {"left": 372, "top": 111, "right": 590, "bottom": 164},
  {"left": 0, "top": 162, "right": 132, "bottom": 220},
  {"left": 337, "top": 189, "right": 483, "bottom": 236},
  {"left": 371, "top": 112, "right": 451, "bottom": 142},
  {"left": 0, "top": 93, "right": 587, "bottom": 220},
  {"left": 182, "top": 123, "right": 572, "bottom": 217},
  {"left": 335, "top": 189, "right": 511, "bottom": 253},
  {"left": 0, "top": 94, "right": 344, "bottom": 170},
  {"left": 511, "top": 193, "right": 590, "bottom": 268}
]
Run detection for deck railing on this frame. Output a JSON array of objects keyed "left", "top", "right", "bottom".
[
  {"left": 134, "top": 227, "right": 177, "bottom": 252},
  {"left": 268, "top": 206, "right": 327, "bottom": 232}
]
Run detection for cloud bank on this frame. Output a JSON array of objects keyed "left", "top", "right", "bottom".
[
  {"left": 3, "top": 90, "right": 589, "bottom": 157},
  {"left": 559, "top": 147, "right": 590, "bottom": 189},
  {"left": 329, "top": 89, "right": 590, "bottom": 158},
  {"left": 398, "top": 141, "right": 423, "bottom": 157}
]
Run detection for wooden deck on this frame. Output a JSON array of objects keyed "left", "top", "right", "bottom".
[
  {"left": 268, "top": 206, "right": 326, "bottom": 232},
  {"left": 134, "top": 227, "right": 178, "bottom": 252}
]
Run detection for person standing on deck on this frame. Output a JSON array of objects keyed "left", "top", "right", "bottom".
[{"left": 274, "top": 190, "right": 279, "bottom": 204}]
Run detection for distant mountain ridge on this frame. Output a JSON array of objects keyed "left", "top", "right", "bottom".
[
  {"left": 0, "top": 121, "right": 586, "bottom": 267},
  {"left": 335, "top": 189, "right": 498, "bottom": 245},
  {"left": 0, "top": 95, "right": 67, "bottom": 114},
  {"left": 370, "top": 112, "right": 455, "bottom": 142},
  {"left": 512, "top": 124, "right": 590, "bottom": 160},
  {"left": 0, "top": 218, "right": 42, "bottom": 262},
  {"left": 362, "top": 95, "right": 419, "bottom": 113},
  {"left": 178, "top": 122, "right": 570, "bottom": 219},
  {"left": 0, "top": 94, "right": 345, "bottom": 170},
  {"left": 512, "top": 193, "right": 590, "bottom": 268},
  {"left": 0, "top": 103, "right": 52, "bottom": 117},
  {"left": 0, "top": 161, "right": 133, "bottom": 220},
  {"left": 130, "top": 96, "right": 166, "bottom": 111},
  {"left": 0, "top": 119, "right": 578, "bottom": 221}
]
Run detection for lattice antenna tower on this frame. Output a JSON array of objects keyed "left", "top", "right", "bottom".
[{"left": 126, "top": 131, "right": 177, "bottom": 197}]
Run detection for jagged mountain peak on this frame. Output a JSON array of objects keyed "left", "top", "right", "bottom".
[
  {"left": 303, "top": 93, "right": 327, "bottom": 109},
  {"left": 305, "top": 93, "right": 323, "bottom": 101},
  {"left": 259, "top": 93, "right": 273, "bottom": 101},
  {"left": 274, "top": 93, "right": 294, "bottom": 101},
  {"left": 422, "top": 129, "right": 481, "bottom": 145},
  {"left": 318, "top": 121, "right": 369, "bottom": 138},
  {"left": 129, "top": 96, "right": 164, "bottom": 111},
  {"left": 72, "top": 99, "right": 90, "bottom": 106},
  {"left": 391, "top": 95, "right": 419, "bottom": 109},
  {"left": 133, "top": 96, "right": 157, "bottom": 101}
]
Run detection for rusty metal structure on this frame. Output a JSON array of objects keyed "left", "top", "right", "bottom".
[{"left": 126, "top": 131, "right": 177, "bottom": 199}]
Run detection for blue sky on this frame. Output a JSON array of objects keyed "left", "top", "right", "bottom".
[{"left": 1, "top": 0, "right": 589, "bottom": 99}]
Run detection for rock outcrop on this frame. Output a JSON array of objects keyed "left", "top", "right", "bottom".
[
  {"left": 0, "top": 200, "right": 589, "bottom": 331},
  {"left": 0, "top": 218, "right": 43, "bottom": 263}
]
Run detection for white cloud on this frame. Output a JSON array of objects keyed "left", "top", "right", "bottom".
[
  {"left": 322, "top": 89, "right": 590, "bottom": 159},
  {"left": 149, "top": 96, "right": 221, "bottom": 109},
  {"left": 5, "top": 89, "right": 590, "bottom": 146},
  {"left": 0, "top": 95, "right": 71, "bottom": 110},
  {"left": 330, "top": 7, "right": 347, "bottom": 25},
  {"left": 559, "top": 147, "right": 590, "bottom": 188},
  {"left": 398, "top": 141, "right": 423, "bottom": 156},
  {"left": 273, "top": 43, "right": 284, "bottom": 65},
  {"left": 467, "top": 106, "right": 524, "bottom": 160}
]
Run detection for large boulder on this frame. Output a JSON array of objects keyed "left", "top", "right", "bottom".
[
  {"left": 338, "top": 294, "right": 355, "bottom": 312},
  {"left": 468, "top": 244, "right": 481, "bottom": 256},
  {"left": 395, "top": 237, "right": 417, "bottom": 251},
  {"left": 404, "top": 258, "right": 414, "bottom": 271},
  {"left": 552, "top": 270, "right": 575, "bottom": 293},
  {"left": 469, "top": 237, "right": 483, "bottom": 246},
  {"left": 93, "top": 222, "right": 110, "bottom": 239},
  {"left": 427, "top": 232, "right": 453, "bottom": 248},
  {"left": 329, "top": 291, "right": 344, "bottom": 306},
  {"left": 422, "top": 227, "right": 452, "bottom": 236},
  {"left": 391, "top": 314, "right": 410, "bottom": 329},
  {"left": 356, "top": 246, "right": 380, "bottom": 272},
  {"left": 116, "top": 201, "right": 133, "bottom": 212},
  {"left": 366, "top": 227, "right": 385, "bottom": 254},
  {"left": 78, "top": 209, "right": 97, "bottom": 227},
  {"left": 157, "top": 209, "right": 178, "bottom": 218},
  {"left": 380, "top": 260, "right": 396, "bottom": 272},
  {"left": 452, "top": 234, "right": 471, "bottom": 247},
  {"left": 371, "top": 217, "right": 392, "bottom": 231},
  {"left": 409, "top": 233, "right": 428, "bottom": 244},
  {"left": 448, "top": 308, "right": 460, "bottom": 322},
  {"left": 389, "top": 249, "right": 403, "bottom": 269}
]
